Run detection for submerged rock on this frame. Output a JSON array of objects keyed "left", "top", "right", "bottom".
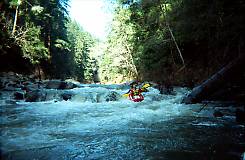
[
  {"left": 14, "top": 91, "right": 25, "bottom": 100},
  {"left": 5, "top": 99, "right": 17, "bottom": 104},
  {"left": 22, "top": 83, "right": 42, "bottom": 92},
  {"left": 59, "top": 81, "right": 77, "bottom": 89},
  {"left": 61, "top": 92, "right": 73, "bottom": 101},
  {"left": 213, "top": 110, "right": 224, "bottom": 117},
  {"left": 236, "top": 109, "right": 245, "bottom": 124},
  {"left": 25, "top": 89, "right": 74, "bottom": 102},
  {"left": 155, "top": 83, "right": 176, "bottom": 95},
  {"left": 25, "top": 90, "right": 46, "bottom": 102},
  {"left": 44, "top": 80, "right": 63, "bottom": 89},
  {"left": 105, "top": 91, "right": 121, "bottom": 102},
  {"left": 3, "top": 86, "right": 19, "bottom": 91}
]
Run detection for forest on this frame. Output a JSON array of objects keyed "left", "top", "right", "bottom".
[
  {"left": 1, "top": 0, "right": 245, "bottom": 103},
  {"left": 1, "top": 0, "right": 244, "bottom": 84},
  {"left": 0, "top": 0, "right": 98, "bottom": 82}
]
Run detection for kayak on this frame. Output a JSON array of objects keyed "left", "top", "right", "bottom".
[
  {"left": 129, "top": 93, "right": 144, "bottom": 102},
  {"left": 122, "top": 83, "right": 150, "bottom": 102},
  {"left": 122, "top": 93, "right": 144, "bottom": 102}
]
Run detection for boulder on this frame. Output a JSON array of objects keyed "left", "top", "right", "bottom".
[
  {"left": 105, "top": 91, "right": 121, "bottom": 102},
  {"left": 0, "top": 79, "right": 5, "bottom": 89},
  {"left": 0, "top": 72, "right": 25, "bottom": 90},
  {"left": 22, "top": 83, "right": 41, "bottom": 92},
  {"left": 61, "top": 92, "right": 73, "bottom": 101},
  {"left": 0, "top": 77, "right": 8, "bottom": 89},
  {"left": 236, "top": 109, "right": 245, "bottom": 124},
  {"left": 213, "top": 110, "right": 224, "bottom": 117},
  {"left": 44, "top": 80, "right": 61, "bottom": 89},
  {"left": 22, "top": 81, "right": 33, "bottom": 86},
  {"left": 44, "top": 80, "right": 77, "bottom": 89},
  {"left": 25, "top": 90, "right": 46, "bottom": 102},
  {"left": 156, "top": 84, "right": 175, "bottom": 95},
  {"left": 3, "top": 86, "right": 19, "bottom": 91},
  {"left": 28, "top": 74, "right": 37, "bottom": 80},
  {"left": 59, "top": 81, "right": 77, "bottom": 89},
  {"left": 14, "top": 91, "right": 25, "bottom": 100}
]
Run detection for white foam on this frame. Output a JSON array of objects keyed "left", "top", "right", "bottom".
[
  {"left": 192, "top": 122, "right": 218, "bottom": 127},
  {"left": 1, "top": 85, "right": 234, "bottom": 154}
]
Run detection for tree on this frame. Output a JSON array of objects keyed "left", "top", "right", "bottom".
[
  {"left": 66, "top": 20, "right": 97, "bottom": 82},
  {"left": 100, "top": 3, "right": 138, "bottom": 83},
  {"left": 13, "top": 22, "right": 48, "bottom": 64}
]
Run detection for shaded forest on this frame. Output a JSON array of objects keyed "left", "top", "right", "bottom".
[
  {"left": 0, "top": 0, "right": 98, "bottom": 82},
  {"left": 1, "top": 0, "right": 245, "bottom": 91},
  {"left": 100, "top": 0, "right": 245, "bottom": 85}
]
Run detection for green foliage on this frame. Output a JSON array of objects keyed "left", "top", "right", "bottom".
[
  {"left": 54, "top": 39, "right": 70, "bottom": 51},
  {"left": 100, "top": 4, "right": 138, "bottom": 83},
  {"left": 66, "top": 20, "right": 97, "bottom": 82},
  {"left": 31, "top": 6, "right": 44, "bottom": 15},
  {"left": 14, "top": 23, "right": 48, "bottom": 64},
  {"left": 1, "top": 0, "right": 244, "bottom": 84},
  {"left": 22, "top": 0, "right": 72, "bottom": 78},
  {"left": 0, "top": 13, "right": 13, "bottom": 54},
  {"left": 1, "top": 0, "right": 99, "bottom": 81},
  {"left": 126, "top": 0, "right": 176, "bottom": 81},
  {"left": 9, "top": 0, "right": 21, "bottom": 8},
  {"left": 101, "top": 0, "right": 245, "bottom": 83},
  {"left": 100, "top": 0, "right": 172, "bottom": 82}
]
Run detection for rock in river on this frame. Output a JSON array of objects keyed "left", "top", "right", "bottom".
[
  {"left": 44, "top": 80, "right": 77, "bottom": 90},
  {"left": 25, "top": 89, "right": 47, "bottom": 102}
]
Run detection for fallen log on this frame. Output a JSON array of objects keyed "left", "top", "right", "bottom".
[{"left": 182, "top": 55, "right": 245, "bottom": 104}]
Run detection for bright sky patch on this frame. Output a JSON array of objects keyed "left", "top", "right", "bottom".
[{"left": 68, "top": 0, "right": 114, "bottom": 40}]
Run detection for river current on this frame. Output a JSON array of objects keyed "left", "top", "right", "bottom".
[{"left": 0, "top": 84, "right": 244, "bottom": 160}]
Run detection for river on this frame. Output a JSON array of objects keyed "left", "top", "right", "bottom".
[{"left": 0, "top": 84, "right": 244, "bottom": 160}]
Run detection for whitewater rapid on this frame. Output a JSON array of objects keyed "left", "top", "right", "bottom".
[{"left": 0, "top": 84, "right": 244, "bottom": 160}]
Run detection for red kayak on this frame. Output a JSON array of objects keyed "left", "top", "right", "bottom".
[{"left": 129, "top": 93, "right": 144, "bottom": 102}]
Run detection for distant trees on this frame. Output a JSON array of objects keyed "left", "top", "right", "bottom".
[
  {"left": 99, "top": 4, "right": 138, "bottom": 83},
  {"left": 100, "top": 0, "right": 179, "bottom": 83},
  {"left": 66, "top": 20, "right": 97, "bottom": 82}
]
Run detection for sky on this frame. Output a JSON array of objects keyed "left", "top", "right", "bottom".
[{"left": 68, "top": 0, "right": 114, "bottom": 41}]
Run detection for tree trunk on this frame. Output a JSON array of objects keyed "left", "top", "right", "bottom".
[
  {"left": 12, "top": 4, "right": 19, "bottom": 35},
  {"left": 182, "top": 55, "right": 245, "bottom": 104},
  {"left": 159, "top": 3, "right": 185, "bottom": 67}
]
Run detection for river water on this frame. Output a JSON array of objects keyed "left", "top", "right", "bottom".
[{"left": 0, "top": 84, "right": 244, "bottom": 160}]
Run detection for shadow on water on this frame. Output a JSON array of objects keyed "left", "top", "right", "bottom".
[{"left": 131, "top": 117, "right": 245, "bottom": 160}]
